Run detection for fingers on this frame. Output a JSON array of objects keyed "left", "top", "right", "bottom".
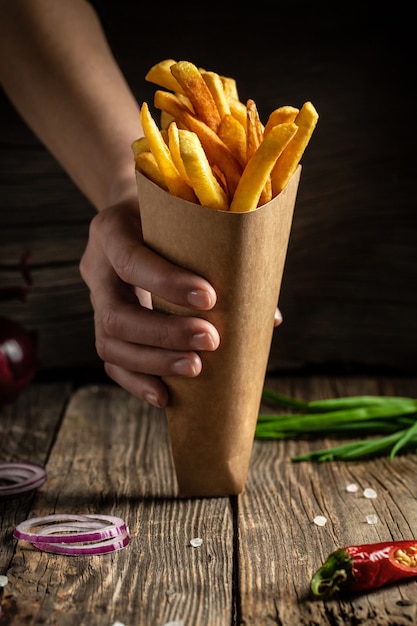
[
  {"left": 93, "top": 294, "right": 220, "bottom": 374},
  {"left": 96, "top": 303, "right": 220, "bottom": 353},
  {"left": 103, "top": 363, "right": 170, "bottom": 409},
  {"left": 88, "top": 203, "right": 217, "bottom": 310},
  {"left": 79, "top": 201, "right": 220, "bottom": 409},
  {"left": 274, "top": 307, "right": 283, "bottom": 327}
]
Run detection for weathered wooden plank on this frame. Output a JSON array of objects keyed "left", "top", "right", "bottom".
[
  {"left": 0, "top": 383, "right": 73, "bottom": 573},
  {"left": 0, "top": 225, "right": 90, "bottom": 266},
  {"left": 238, "top": 375, "right": 417, "bottom": 625},
  {"left": 4, "top": 385, "right": 234, "bottom": 626},
  {"left": 0, "top": 263, "right": 100, "bottom": 370},
  {"left": 2, "top": 376, "right": 417, "bottom": 624},
  {"left": 0, "top": 146, "right": 94, "bottom": 224}
]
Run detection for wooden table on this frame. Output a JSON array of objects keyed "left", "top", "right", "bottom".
[{"left": 1, "top": 373, "right": 417, "bottom": 625}]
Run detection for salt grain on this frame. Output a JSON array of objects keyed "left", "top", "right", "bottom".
[
  {"left": 366, "top": 514, "right": 378, "bottom": 525},
  {"left": 363, "top": 488, "right": 377, "bottom": 499},
  {"left": 190, "top": 537, "right": 203, "bottom": 548},
  {"left": 0, "top": 576, "right": 7, "bottom": 587},
  {"left": 346, "top": 483, "right": 359, "bottom": 493},
  {"left": 313, "top": 515, "right": 327, "bottom": 527}
]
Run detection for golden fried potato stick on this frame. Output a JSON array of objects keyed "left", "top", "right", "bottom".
[
  {"left": 140, "top": 102, "right": 197, "bottom": 202},
  {"left": 177, "top": 92, "right": 194, "bottom": 111},
  {"left": 271, "top": 101, "right": 319, "bottom": 195},
  {"left": 264, "top": 105, "right": 299, "bottom": 136},
  {"left": 246, "top": 99, "right": 264, "bottom": 160},
  {"left": 178, "top": 129, "right": 229, "bottom": 211},
  {"left": 201, "top": 71, "right": 231, "bottom": 119},
  {"left": 246, "top": 99, "right": 271, "bottom": 204},
  {"left": 132, "top": 131, "right": 169, "bottom": 155},
  {"left": 160, "top": 110, "right": 174, "bottom": 130},
  {"left": 154, "top": 90, "right": 242, "bottom": 197},
  {"left": 230, "top": 122, "right": 297, "bottom": 213},
  {"left": 132, "top": 136, "right": 151, "bottom": 156},
  {"left": 167, "top": 121, "right": 192, "bottom": 184},
  {"left": 218, "top": 114, "right": 247, "bottom": 169},
  {"left": 228, "top": 98, "right": 247, "bottom": 127},
  {"left": 135, "top": 151, "right": 168, "bottom": 191},
  {"left": 145, "top": 59, "right": 185, "bottom": 94},
  {"left": 170, "top": 61, "right": 221, "bottom": 132},
  {"left": 221, "top": 75, "right": 240, "bottom": 101}
]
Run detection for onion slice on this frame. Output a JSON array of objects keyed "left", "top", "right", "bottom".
[
  {"left": 14, "top": 513, "right": 130, "bottom": 556},
  {"left": 0, "top": 462, "right": 47, "bottom": 499},
  {"left": 32, "top": 529, "right": 130, "bottom": 556},
  {"left": 14, "top": 514, "right": 127, "bottom": 543}
]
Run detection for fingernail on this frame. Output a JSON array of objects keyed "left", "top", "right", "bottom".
[
  {"left": 172, "top": 358, "right": 197, "bottom": 376},
  {"left": 144, "top": 392, "right": 163, "bottom": 408},
  {"left": 274, "top": 308, "right": 283, "bottom": 326},
  {"left": 187, "top": 289, "right": 212, "bottom": 309},
  {"left": 191, "top": 332, "right": 218, "bottom": 351}
]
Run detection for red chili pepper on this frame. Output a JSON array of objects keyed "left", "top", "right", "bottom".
[{"left": 310, "top": 540, "right": 417, "bottom": 598}]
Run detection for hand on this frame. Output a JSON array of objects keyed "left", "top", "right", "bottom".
[{"left": 79, "top": 199, "right": 220, "bottom": 408}]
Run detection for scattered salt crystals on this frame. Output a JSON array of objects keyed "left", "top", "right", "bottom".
[
  {"left": 363, "top": 488, "right": 377, "bottom": 499},
  {"left": 190, "top": 537, "right": 203, "bottom": 548},
  {"left": 163, "top": 622, "right": 183, "bottom": 626},
  {"left": 313, "top": 515, "right": 327, "bottom": 527},
  {"left": 366, "top": 514, "right": 378, "bottom": 525},
  {"left": 0, "top": 576, "right": 7, "bottom": 587},
  {"left": 111, "top": 622, "right": 125, "bottom": 626},
  {"left": 346, "top": 483, "right": 359, "bottom": 493}
]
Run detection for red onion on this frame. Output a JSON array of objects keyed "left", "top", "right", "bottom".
[
  {"left": 0, "top": 462, "right": 47, "bottom": 499},
  {"left": 14, "top": 513, "right": 130, "bottom": 556},
  {"left": 0, "top": 252, "right": 39, "bottom": 406},
  {"left": 0, "top": 317, "right": 39, "bottom": 405},
  {"left": 32, "top": 530, "right": 130, "bottom": 556}
]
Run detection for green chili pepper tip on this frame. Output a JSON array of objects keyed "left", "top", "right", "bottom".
[{"left": 310, "top": 549, "right": 355, "bottom": 598}]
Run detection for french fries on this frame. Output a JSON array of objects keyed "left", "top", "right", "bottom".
[
  {"left": 154, "top": 89, "right": 242, "bottom": 197},
  {"left": 202, "top": 70, "right": 231, "bottom": 119},
  {"left": 218, "top": 114, "right": 247, "bottom": 169},
  {"left": 134, "top": 151, "right": 168, "bottom": 191},
  {"left": 264, "top": 105, "right": 299, "bottom": 136},
  {"left": 134, "top": 59, "right": 318, "bottom": 212},
  {"left": 170, "top": 61, "right": 221, "bottom": 132},
  {"left": 271, "top": 101, "right": 319, "bottom": 195},
  {"left": 246, "top": 99, "right": 272, "bottom": 205},
  {"left": 139, "top": 101, "right": 197, "bottom": 203},
  {"left": 230, "top": 122, "right": 297, "bottom": 212},
  {"left": 178, "top": 129, "right": 229, "bottom": 211}
]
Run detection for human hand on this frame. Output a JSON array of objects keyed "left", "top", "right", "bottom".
[{"left": 79, "top": 199, "right": 221, "bottom": 408}]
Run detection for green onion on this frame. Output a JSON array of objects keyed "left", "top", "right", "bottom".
[
  {"left": 262, "top": 389, "right": 417, "bottom": 413},
  {"left": 256, "top": 389, "right": 417, "bottom": 462}
]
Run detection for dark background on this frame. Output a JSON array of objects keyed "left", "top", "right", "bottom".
[{"left": 1, "top": 1, "right": 416, "bottom": 377}]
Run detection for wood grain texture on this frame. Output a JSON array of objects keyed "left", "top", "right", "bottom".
[
  {"left": 237, "top": 375, "right": 417, "bottom": 625},
  {"left": 2, "top": 375, "right": 417, "bottom": 625},
  {"left": 0, "top": 384, "right": 72, "bottom": 573},
  {"left": 1, "top": 385, "right": 233, "bottom": 626}
]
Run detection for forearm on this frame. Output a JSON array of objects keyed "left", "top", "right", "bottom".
[{"left": 0, "top": 0, "right": 142, "bottom": 210}]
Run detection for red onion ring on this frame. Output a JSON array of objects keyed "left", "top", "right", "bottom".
[
  {"left": 0, "top": 462, "right": 47, "bottom": 499},
  {"left": 14, "top": 514, "right": 127, "bottom": 543},
  {"left": 14, "top": 513, "right": 130, "bottom": 556},
  {"left": 32, "top": 529, "right": 130, "bottom": 556}
]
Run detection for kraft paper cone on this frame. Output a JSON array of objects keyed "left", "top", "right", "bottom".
[{"left": 137, "top": 166, "right": 301, "bottom": 497}]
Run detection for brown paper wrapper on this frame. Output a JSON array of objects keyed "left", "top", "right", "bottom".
[{"left": 137, "top": 166, "right": 301, "bottom": 497}]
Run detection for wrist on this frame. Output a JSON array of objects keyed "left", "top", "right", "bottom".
[{"left": 101, "top": 167, "right": 138, "bottom": 212}]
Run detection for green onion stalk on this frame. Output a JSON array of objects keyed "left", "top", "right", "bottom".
[{"left": 255, "top": 389, "right": 417, "bottom": 462}]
